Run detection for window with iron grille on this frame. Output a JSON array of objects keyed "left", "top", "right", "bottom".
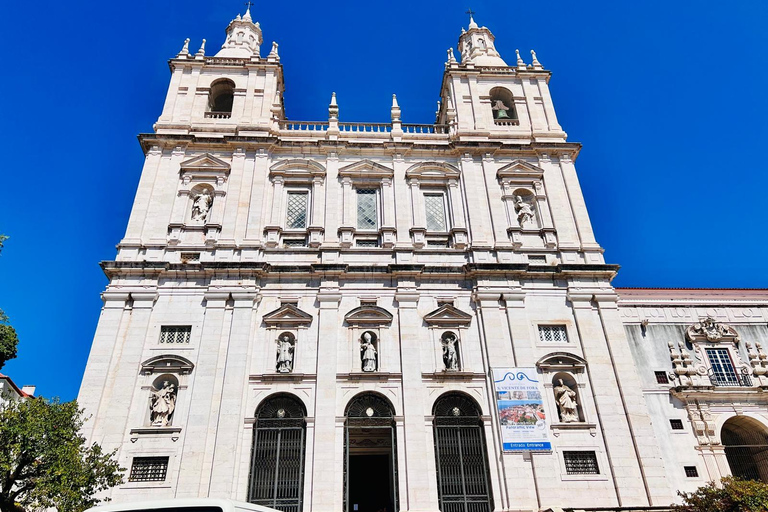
[
  {"left": 424, "top": 193, "right": 447, "bottom": 232},
  {"left": 684, "top": 466, "right": 699, "bottom": 477},
  {"left": 655, "top": 371, "right": 670, "bottom": 384},
  {"left": 356, "top": 189, "right": 378, "bottom": 230},
  {"left": 670, "top": 419, "right": 684, "bottom": 430},
  {"left": 129, "top": 456, "right": 169, "bottom": 482},
  {"left": 538, "top": 325, "right": 568, "bottom": 343},
  {"left": 356, "top": 239, "right": 379, "bottom": 248},
  {"left": 285, "top": 192, "right": 308, "bottom": 229},
  {"left": 283, "top": 238, "right": 307, "bottom": 248},
  {"left": 563, "top": 451, "right": 599, "bottom": 475},
  {"left": 159, "top": 326, "right": 191, "bottom": 344}
]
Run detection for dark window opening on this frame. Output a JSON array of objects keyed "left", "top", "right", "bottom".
[
  {"left": 684, "top": 466, "right": 699, "bottom": 478},
  {"left": 655, "top": 371, "right": 670, "bottom": 384},
  {"left": 670, "top": 419, "right": 684, "bottom": 430},
  {"left": 129, "top": 456, "right": 169, "bottom": 482},
  {"left": 563, "top": 451, "right": 599, "bottom": 475}
]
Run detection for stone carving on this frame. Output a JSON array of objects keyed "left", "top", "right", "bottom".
[
  {"left": 191, "top": 189, "right": 213, "bottom": 222},
  {"left": 442, "top": 332, "right": 459, "bottom": 371},
  {"left": 276, "top": 333, "right": 295, "bottom": 373},
  {"left": 446, "top": 48, "right": 456, "bottom": 64},
  {"left": 179, "top": 38, "right": 190, "bottom": 55},
  {"left": 514, "top": 195, "right": 534, "bottom": 226},
  {"left": 150, "top": 380, "right": 177, "bottom": 427},
  {"left": 360, "top": 331, "right": 378, "bottom": 372},
  {"left": 686, "top": 316, "right": 738, "bottom": 343},
  {"left": 553, "top": 379, "right": 579, "bottom": 423}
]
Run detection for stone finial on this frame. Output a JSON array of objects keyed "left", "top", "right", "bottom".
[
  {"left": 178, "top": 38, "right": 190, "bottom": 56},
  {"left": 531, "top": 50, "right": 543, "bottom": 69},
  {"left": 243, "top": 5, "right": 253, "bottom": 22},
  {"left": 446, "top": 48, "right": 456, "bottom": 65},
  {"left": 329, "top": 92, "right": 339, "bottom": 121},
  {"left": 196, "top": 39, "right": 206, "bottom": 57},
  {"left": 515, "top": 49, "right": 525, "bottom": 69},
  {"left": 268, "top": 41, "right": 279, "bottom": 60},
  {"left": 391, "top": 94, "right": 401, "bottom": 122}
]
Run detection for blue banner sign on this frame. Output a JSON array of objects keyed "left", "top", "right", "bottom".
[{"left": 492, "top": 368, "right": 551, "bottom": 451}]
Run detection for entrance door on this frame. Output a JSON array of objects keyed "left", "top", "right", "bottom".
[{"left": 344, "top": 394, "right": 398, "bottom": 512}]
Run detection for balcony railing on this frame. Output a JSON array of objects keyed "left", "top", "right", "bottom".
[
  {"left": 204, "top": 111, "right": 232, "bottom": 119},
  {"left": 708, "top": 366, "right": 753, "bottom": 387}
]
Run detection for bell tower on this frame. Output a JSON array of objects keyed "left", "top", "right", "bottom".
[
  {"left": 216, "top": 5, "right": 263, "bottom": 58},
  {"left": 437, "top": 14, "right": 565, "bottom": 142}
]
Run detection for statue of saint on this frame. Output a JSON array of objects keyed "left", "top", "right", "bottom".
[
  {"left": 361, "top": 332, "right": 378, "bottom": 372},
  {"left": 442, "top": 333, "right": 459, "bottom": 371},
  {"left": 150, "top": 380, "right": 177, "bottom": 427},
  {"left": 276, "top": 334, "right": 294, "bottom": 373},
  {"left": 554, "top": 379, "right": 579, "bottom": 423},
  {"left": 514, "top": 195, "right": 534, "bottom": 226},
  {"left": 191, "top": 189, "right": 213, "bottom": 222}
]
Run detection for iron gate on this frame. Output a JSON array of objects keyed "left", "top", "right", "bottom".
[
  {"left": 248, "top": 395, "right": 307, "bottom": 512},
  {"left": 722, "top": 421, "right": 768, "bottom": 483},
  {"left": 433, "top": 393, "right": 493, "bottom": 512}
]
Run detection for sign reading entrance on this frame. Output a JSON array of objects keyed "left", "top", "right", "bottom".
[{"left": 492, "top": 368, "right": 551, "bottom": 451}]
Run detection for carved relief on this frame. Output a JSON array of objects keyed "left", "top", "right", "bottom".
[{"left": 686, "top": 317, "right": 739, "bottom": 343}]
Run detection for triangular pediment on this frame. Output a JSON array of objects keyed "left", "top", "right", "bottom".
[
  {"left": 496, "top": 159, "right": 545, "bottom": 180},
  {"left": 405, "top": 162, "right": 461, "bottom": 181},
  {"left": 423, "top": 304, "right": 473, "bottom": 327},
  {"left": 180, "top": 153, "right": 231, "bottom": 173},
  {"left": 339, "top": 160, "right": 394, "bottom": 179},
  {"left": 263, "top": 304, "right": 313, "bottom": 327},
  {"left": 344, "top": 305, "right": 393, "bottom": 327}
]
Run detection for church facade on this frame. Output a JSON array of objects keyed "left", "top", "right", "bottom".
[{"left": 77, "top": 8, "right": 768, "bottom": 512}]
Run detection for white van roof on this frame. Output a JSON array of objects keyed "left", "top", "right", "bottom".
[{"left": 86, "top": 498, "right": 280, "bottom": 512}]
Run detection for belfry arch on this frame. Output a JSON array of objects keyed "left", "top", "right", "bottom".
[{"left": 721, "top": 416, "right": 768, "bottom": 483}]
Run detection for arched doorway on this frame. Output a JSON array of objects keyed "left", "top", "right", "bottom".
[
  {"left": 722, "top": 416, "right": 768, "bottom": 483},
  {"left": 248, "top": 394, "right": 307, "bottom": 512},
  {"left": 433, "top": 393, "right": 493, "bottom": 512},
  {"left": 344, "top": 393, "right": 398, "bottom": 512}
]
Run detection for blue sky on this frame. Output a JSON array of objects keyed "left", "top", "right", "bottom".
[{"left": 1, "top": 1, "right": 766, "bottom": 401}]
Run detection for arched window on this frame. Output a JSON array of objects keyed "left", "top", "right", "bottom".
[
  {"left": 248, "top": 394, "right": 307, "bottom": 512},
  {"left": 432, "top": 393, "right": 493, "bottom": 512},
  {"left": 489, "top": 87, "right": 518, "bottom": 125},
  {"left": 721, "top": 416, "right": 768, "bottom": 482},
  {"left": 344, "top": 393, "right": 398, "bottom": 512},
  {"left": 208, "top": 79, "right": 235, "bottom": 118}
]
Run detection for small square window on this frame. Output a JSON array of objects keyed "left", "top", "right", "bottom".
[
  {"left": 129, "top": 456, "right": 169, "bottom": 482},
  {"left": 180, "top": 252, "right": 200, "bottom": 263},
  {"left": 159, "top": 326, "right": 191, "bottom": 344},
  {"left": 670, "top": 419, "right": 684, "bottom": 430},
  {"left": 283, "top": 238, "right": 307, "bottom": 248},
  {"left": 684, "top": 466, "right": 699, "bottom": 478},
  {"left": 538, "top": 325, "right": 568, "bottom": 343},
  {"left": 655, "top": 371, "right": 670, "bottom": 384},
  {"left": 356, "top": 239, "right": 379, "bottom": 248},
  {"left": 528, "top": 255, "right": 546, "bottom": 264},
  {"left": 563, "top": 451, "right": 599, "bottom": 475}
]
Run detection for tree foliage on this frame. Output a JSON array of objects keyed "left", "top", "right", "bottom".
[
  {"left": 674, "top": 476, "right": 768, "bottom": 512},
  {"left": 0, "top": 397, "right": 124, "bottom": 512},
  {"left": 0, "top": 235, "right": 17, "bottom": 371}
]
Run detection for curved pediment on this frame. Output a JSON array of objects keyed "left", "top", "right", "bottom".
[
  {"left": 263, "top": 303, "right": 313, "bottom": 328},
  {"left": 344, "top": 305, "right": 393, "bottom": 327},
  {"left": 423, "top": 304, "right": 473, "bottom": 327},
  {"left": 496, "top": 159, "right": 545, "bottom": 180},
  {"left": 536, "top": 352, "right": 587, "bottom": 372},
  {"left": 405, "top": 161, "right": 461, "bottom": 181},
  {"left": 140, "top": 354, "right": 195, "bottom": 375},
  {"left": 338, "top": 160, "right": 394, "bottom": 179},
  {"left": 270, "top": 159, "right": 326, "bottom": 179}
]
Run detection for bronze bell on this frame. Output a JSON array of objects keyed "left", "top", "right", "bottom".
[{"left": 494, "top": 108, "right": 511, "bottom": 120}]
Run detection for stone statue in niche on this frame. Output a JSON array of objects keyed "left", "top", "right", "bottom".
[
  {"left": 276, "top": 333, "right": 294, "bottom": 373},
  {"left": 514, "top": 195, "right": 534, "bottom": 226},
  {"left": 442, "top": 332, "right": 459, "bottom": 371},
  {"left": 191, "top": 189, "right": 213, "bottom": 222},
  {"left": 360, "top": 332, "right": 378, "bottom": 372},
  {"left": 150, "top": 380, "right": 177, "bottom": 427},
  {"left": 554, "top": 379, "right": 579, "bottom": 423}
]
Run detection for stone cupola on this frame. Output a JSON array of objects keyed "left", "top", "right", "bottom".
[
  {"left": 215, "top": 6, "right": 263, "bottom": 58},
  {"left": 457, "top": 14, "right": 507, "bottom": 66}
]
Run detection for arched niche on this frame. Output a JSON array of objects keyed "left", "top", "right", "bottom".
[
  {"left": 489, "top": 86, "right": 518, "bottom": 125},
  {"left": 721, "top": 416, "right": 768, "bottom": 483},
  {"left": 345, "top": 305, "right": 393, "bottom": 373},
  {"left": 208, "top": 78, "right": 235, "bottom": 114}
]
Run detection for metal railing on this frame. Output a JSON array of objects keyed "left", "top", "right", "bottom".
[{"left": 708, "top": 366, "right": 753, "bottom": 387}]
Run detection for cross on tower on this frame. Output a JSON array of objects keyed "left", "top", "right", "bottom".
[
  {"left": 244, "top": 1, "right": 254, "bottom": 10},
  {"left": 465, "top": 8, "right": 476, "bottom": 17}
]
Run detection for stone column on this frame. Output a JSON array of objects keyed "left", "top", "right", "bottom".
[
  {"left": 558, "top": 154, "right": 601, "bottom": 253},
  {"left": 244, "top": 149, "right": 269, "bottom": 246},
  {"left": 323, "top": 152, "right": 340, "bottom": 245},
  {"left": 341, "top": 177, "right": 353, "bottom": 227},
  {"left": 159, "top": 65, "right": 185, "bottom": 123},
  {"left": 219, "top": 148, "right": 246, "bottom": 243},
  {"left": 269, "top": 176, "right": 285, "bottom": 226},
  {"left": 536, "top": 79, "right": 563, "bottom": 133},
  {"left": 122, "top": 146, "right": 163, "bottom": 246},
  {"left": 459, "top": 154, "right": 493, "bottom": 250},
  {"left": 521, "top": 78, "right": 546, "bottom": 133}
]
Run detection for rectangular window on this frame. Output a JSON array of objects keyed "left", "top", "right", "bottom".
[
  {"left": 706, "top": 348, "right": 738, "bottom": 385},
  {"left": 655, "top": 371, "right": 670, "bottom": 384},
  {"left": 684, "top": 466, "right": 699, "bottom": 478},
  {"left": 356, "top": 189, "right": 378, "bottom": 230},
  {"left": 159, "top": 326, "right": 191, "bottom": 344},
  {"left": 129, "top": 456, "right": 169, "bottom": 482},
  {"left": 283, "top": 238, "right": 307, "bottom": 248},
  {"left": 285, "top": 191, "right": 308, "bottom": 229},
  {"left": 563, "top": 451, "right": 599, "bottom": 475},
  {"left": 424, "top": 193, "right": 447, "bottom": 232},
  {"left": 538, "top": 325, "right": 568, "bottom": 343},
  {"left": 670, "top": 419, "right": 684, "bottom": 430}
]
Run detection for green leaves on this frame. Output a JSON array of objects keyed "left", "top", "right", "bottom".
[
  {"left": 0, "top": 397, "right": 124, "bottom": 512},
  {"left": 0, "top": 324, "right": 18, "bottom": 371},
  {"left": 675, "top": 477, "right": 768, "bottom": 512}
]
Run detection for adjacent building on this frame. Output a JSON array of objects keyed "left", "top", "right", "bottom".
[{"left": 77, "top": 8, "right": 768, "bottom": 512}]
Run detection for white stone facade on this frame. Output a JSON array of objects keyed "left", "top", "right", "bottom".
[{"left": 77, "top": 8, "right": 768, "bottom": 512}]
